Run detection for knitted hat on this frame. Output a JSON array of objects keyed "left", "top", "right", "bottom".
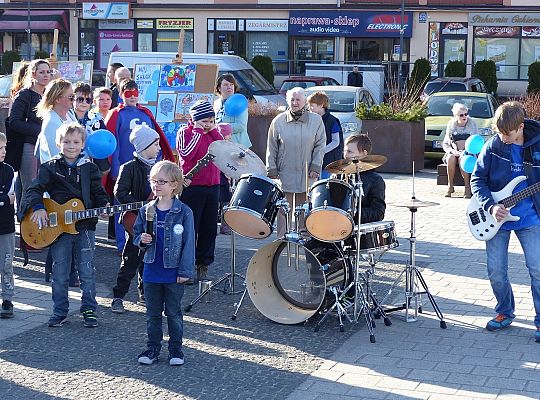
[
  {"left": 189, "top": 100, "right": 215, "bottom": 122},
  {"left": 129, "top": 124, "right": 160, "bottom": 154}
]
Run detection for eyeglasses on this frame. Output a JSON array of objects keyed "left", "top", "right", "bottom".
[
  {"left": 76, "top": 96, "right": 92, "bottom": 104},
  {"left": 150, "top": 179, "right": 172, "bottom": 186},
  {"left": 63, "top": 95, "right": 75, "bottom": 101},
  {"left": 459, "top": 113, "right": 468, "bottom": 117},
  {"left": 123, "top": 89, "right": 139, "bottom": 99}
]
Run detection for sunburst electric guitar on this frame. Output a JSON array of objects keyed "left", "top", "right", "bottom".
[
  {"left": 21, "top": 199, "right": 145, "bottom": 248},
  {"left": 467, "top": 176, "right": 540, "bottom": 241}
]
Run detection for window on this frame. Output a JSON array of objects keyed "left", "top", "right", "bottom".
[
  {"left": 520, "top": 38, "right": 540, "bottom": 79},
  {"left": 473, "top": 37, "right": 519, "bottom": 80},
  {"left": 156, "top": 30, "right": 193, "bottom": 52}
]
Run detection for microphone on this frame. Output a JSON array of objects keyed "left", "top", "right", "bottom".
[{"left": 143, "top": 205, "right": 156, "bottom": 246}]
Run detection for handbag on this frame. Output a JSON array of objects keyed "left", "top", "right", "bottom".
[{"left": 4, "top": 117, "right": 24, "bottom": 172}]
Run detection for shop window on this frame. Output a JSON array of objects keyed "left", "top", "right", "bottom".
[
  {"left": 14, "top": 32, "right": 68, "bottom": 61},
  {"left": 520, "top": 39, "right": 540, "bottom": 80},
  {"left": 246, "top": 32, "right": 288, "bottom": 74},
  {"left": 156, "top": 30, "right": 194, "bottom": 53},
  {"left": 474, "top": 37, "right": 519, "bottom": 80}
]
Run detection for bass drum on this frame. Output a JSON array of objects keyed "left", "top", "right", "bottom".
[{"left": 246, "top": 239, "right": 351, "bottom": 325}]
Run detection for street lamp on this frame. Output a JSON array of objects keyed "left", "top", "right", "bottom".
[{"left": 397, "top": 0, "right": 405, "bottom": 94}]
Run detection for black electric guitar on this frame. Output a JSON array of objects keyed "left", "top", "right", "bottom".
[
  {"left": 185, "top": 153, "right": 216, "bottom": 179},
  {"left": 467, "top": 176, "right": 540, "bottom": 241}
]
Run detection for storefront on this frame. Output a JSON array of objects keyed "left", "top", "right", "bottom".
[{"left": 288, "top": 11, "right": 413, "bottom": 74}]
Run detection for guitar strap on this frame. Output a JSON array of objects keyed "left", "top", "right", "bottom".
[
  {"left": 79, "top": 165, "right": 92, "bottom": 209},
  {"left": 524, "top": 146, "right": 533, "bottom": 180}
]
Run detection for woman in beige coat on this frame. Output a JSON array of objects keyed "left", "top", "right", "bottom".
[{"left": 266, "top": 87, "right": 326, "bottom": 237}]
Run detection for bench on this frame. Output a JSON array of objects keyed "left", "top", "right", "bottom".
[{"left": 436, "top": 163, "right": 465, "bottom": 186}]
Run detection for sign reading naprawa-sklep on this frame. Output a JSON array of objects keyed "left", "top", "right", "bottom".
[{"left": 82, "top": 3, "right": 130, "bottom": 20}]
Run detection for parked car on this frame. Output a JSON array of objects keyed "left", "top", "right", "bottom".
[
  {"left": 424, "top": 91, "right": 499, "bottom": 159},
  {"left": 421, "top": 77, "right": 488, "bottom": 101},
  {"left": 304, "top": 85, "right": 377, "bottom": 137},
  {"left": 0, "top": 74, "right": 12, "bottom": 98},
  {"left": 279, "top": 76, "right": 340, "bottom": 96}
]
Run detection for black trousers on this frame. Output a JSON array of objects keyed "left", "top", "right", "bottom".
[
  {"left": 181, "top": 184, "right": 220, "bottom": 266},
  {"left": 112, "top": 234, "right": 144, "bottom": 299}
]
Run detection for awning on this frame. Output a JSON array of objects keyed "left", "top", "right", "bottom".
[{"left": 0, "top": 10, "right": 69, "bottom": 34}]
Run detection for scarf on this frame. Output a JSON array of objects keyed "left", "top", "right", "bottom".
[{"left": 134, "top": 152, "right": 157, "bottom": 167}]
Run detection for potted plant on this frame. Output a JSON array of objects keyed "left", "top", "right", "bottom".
[
  {"left": 355, "top": 76, "right": 428, "bottom": 174},
  {"left": 247, "top": 100, "right": 281, "bottom": 161}
]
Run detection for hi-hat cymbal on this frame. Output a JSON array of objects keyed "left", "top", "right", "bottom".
[
  {"left": 325, "top": 155, "right": 387, "bottom": 174},
  {"left": 208, "top": 140, "right": 266, "bottom": 180},
  {"left": 389, "top": 198, "right": 439, "bottom": 209}
]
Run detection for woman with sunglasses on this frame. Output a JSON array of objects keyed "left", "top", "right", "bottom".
[
  {"left": 442, "top": 102, "right": 479, "bottom": 198},
  {"left": 35, "top": 79, "right": 77, "bottom": 164}
]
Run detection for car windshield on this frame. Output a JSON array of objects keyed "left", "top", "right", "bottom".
[
  {"left": 0, "top": 75, "right": 12, "bottom": 97},
  {"left": 229, "top": 69, "right": 277, "bottom": 95},
  {"left": 280, "top": 81, "right": 317, "bottom": 91},
  {"left": 425, "top": 82, "right": 467, "bottom": 96},
  {"left": 427, "top": 95, "right": 493, "bottom": 119},
  {"left": 323, "top": 91, "right": 356, "bottom": 112}
]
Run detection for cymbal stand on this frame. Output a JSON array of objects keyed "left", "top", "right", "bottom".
[
  {"left": 362, "top": 256, "right": 392, "bottom": 327},
  {"left": 383, "top": 202, "right": 447, "bottom": 328},
  {"left": 185, "top": 179, "right": 245, "bottom": 313},
  {"left": 231, "top": 198, "right": 291, "bottom": 320}
]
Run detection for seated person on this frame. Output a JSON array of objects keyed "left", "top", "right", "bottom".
[{"left": 442, "top": 102, "right": 478, "bottom": 199}]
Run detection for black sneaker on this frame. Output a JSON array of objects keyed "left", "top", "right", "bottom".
[
  {"left": 168, "top": 349, "right": 185, "bottom": 366},
  {"left": 48, "top": 315, "right": 67, "bottom": 327},
  {"left": 138, "top": 348, "right": 159, "bottom": 365},
  {"left": 111, "top": 298, "right": 125, "bottom": 314},
  {"left": 82, "top": 310, "right": 98, "bottom": 328},
  {"left": 1, "top": 300, "right": 14, "bottom": 319}
]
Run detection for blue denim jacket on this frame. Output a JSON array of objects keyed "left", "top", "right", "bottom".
[
  {"left": 471, "top": 119, "right": 540, "bottom": 216},
  {"left": 133, "top": 198, "right": 195, "bottom": 279}
]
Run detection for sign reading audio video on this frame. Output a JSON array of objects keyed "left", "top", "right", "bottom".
[{"left": 289, "top": 11, "right": 413, "bottom": 37}]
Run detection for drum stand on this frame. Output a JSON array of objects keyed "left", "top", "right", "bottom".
[{"left": 382, "top": 202, "right": 447, "bottom": 329}]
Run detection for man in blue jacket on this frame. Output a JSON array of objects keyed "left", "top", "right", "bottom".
[{"left": 471, "top": 101, "right": 540, "bottom": 343}]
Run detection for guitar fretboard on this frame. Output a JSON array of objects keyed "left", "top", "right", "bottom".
[
  {"left": 501, "top": 182, "right": 540, "bottom": 208},
  {"left": 73, "top": 201, "right": 144, "bottom": 221},
  {"left": 185, "top": 154, "right": 215, "bottom": 180}
]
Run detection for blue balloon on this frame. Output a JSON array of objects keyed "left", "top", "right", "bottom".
[
  {"left": 465, "top": 134, "right": 484, "bottom": 155},
  {"left": 86, "top": 129, "right": 117, "bottom": 159},
  {"left": 460, "top": 154, "right": 477, "bottom": 174},
  {"left": 224, "top": 94, "right": 248, "bottom": 117}
]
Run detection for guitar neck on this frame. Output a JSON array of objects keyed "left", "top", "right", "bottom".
[
  {"left": 502, "top": 181, "right": 540, "bottom": 208},
  {"left": 73, "top": 201, "right": 145, "bottom": 222},
  {"left": 185, "top": 153, "right": 215, "bottom": 180}
]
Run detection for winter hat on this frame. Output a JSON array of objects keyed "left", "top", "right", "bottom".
[
  {"left": 130, "top": 124, "right": 160, "bottom": 153},
  {"left": 189, "top": 100, "right": 215, "bottom": 122}
]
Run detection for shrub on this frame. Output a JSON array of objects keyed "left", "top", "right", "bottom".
[
  {"left": 1, "top": 50, "right": 21, "bottom": 74},
  {"left": 520, "top": 92, "right": 540, "bottom": 120},
  {"left": 409, "top": 58, "right": 431, "bottom": 94},
  {"left": 444, "top": 60, "right": 466, "bottom": 77},
  {"left": 356, "top": 101, "right": 428, "bottom": 122},
  {"left": 251, "top": 55, "right": 274, "bottom": 86},
  {"left": 34, "top": 50, "right": 50, "bottom": 60},
  {"left": 527, "top": 61, "right": 540, "bottom": 94},
  {"left": 248, "top": 100, "right": 281, "bottom": 117},
  {"left": 473, "top": 60, "right": 498, "bottom": 94}
]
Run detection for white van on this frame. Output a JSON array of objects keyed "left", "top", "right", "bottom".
[{"left": 107, "top": 51, "right": 285, "bottom": 105}]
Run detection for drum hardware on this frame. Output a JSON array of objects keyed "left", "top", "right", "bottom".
[
  {"left": 325, "top": 155, "right": 388, "bottom": 175},
  {"left": 384, "top": 168, "right": 447, "bottom": 328},
  {"left": 313, "top": 286, "right": 354, "bottom": 333}
]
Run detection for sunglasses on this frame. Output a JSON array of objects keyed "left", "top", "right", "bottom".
[
  {"left": 63, "top": 94, "right": 75, "bottom": 101},
  {"left": 76, "top": 96, "right": 92, "bottom": 104},
  {"left": 123, "top": 89, "right": 139, "bottom": 99},
  {"left": 459, "top": 113, "right": 468, "bottom": 117}
]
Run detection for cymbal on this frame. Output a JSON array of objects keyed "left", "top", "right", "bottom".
[
  {"left": 208, "top": 140, "right": 266, "bottom": 180},
  {"left": 389, "top": 198, "right": 439, "bottom": 209},
  {"left": 325, "top": 155, "right": 387, "bottom": 174}
]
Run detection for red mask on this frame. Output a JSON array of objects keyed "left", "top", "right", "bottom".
[{"left": 123, "top": 89, "right": 139, "bottom": 99}]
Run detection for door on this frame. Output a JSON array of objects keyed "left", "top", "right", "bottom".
[{"left": 216, "top": 32, "right": 236, "bottom": 55}]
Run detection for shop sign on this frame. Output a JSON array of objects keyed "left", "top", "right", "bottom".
[
  {"left": 82, "top": 3, "right": 130, "bottom": 20},
  {"left": 419, "top": 12, "right": 427, "bottom": 24},
  {"left": 216, "top": 20, "right": 237, "bottom": 31},
  {"left": 288, "top": 11, "right": 413, "bottom": 38},
  {"left": 137, "top": 20, "right": 154, "bottom": 29},
  {"left": 474, "top": 26, "right": 520, "bottom": 37},
  {"left": 99, "top": 19, "right": 134, "bottom": 30},
  {"left": 428, "top": 22, "right": 440, "bottom": 77},
  {"left": 156, "top": 19, "right": 194, "bottom": 30},
  {"left": 98, "top": 31, "right": 134, "bottom": 69},
  {"left": 522, "top": 26, "right": 540, "bottom": 37},
  {"left": 442, "top": 22, "right": 467, "bottom": 35},
  {"left": 246, "top": 19, "right": 288, "bottom": 32},
  {"left": 469, "top": 13, "right": 540, "bottom": 26}
]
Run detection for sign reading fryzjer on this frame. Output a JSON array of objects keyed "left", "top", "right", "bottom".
[
  {"left": 82, "top": 3, "right": 130, "bottom": 20},
  {"left": 289, "top": 11, "right": 413, "bottom": 37}
]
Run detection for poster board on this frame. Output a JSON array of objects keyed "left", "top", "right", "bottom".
[
  {"left": 133, "top": 62, "right": 219, "bottom": 147},
  {"left": 12, "top": 60, "right": 94, "bottom": 86}
]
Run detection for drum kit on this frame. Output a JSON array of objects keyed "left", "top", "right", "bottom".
[{"left": 184, "top": 140, "right": 446, "bottom": 342}]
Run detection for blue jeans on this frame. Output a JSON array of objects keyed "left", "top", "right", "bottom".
[
  {"left": 486, "top": 224, "right": 540, "bottom": 326},
  {"left": 144, "top": 281, "right": 184, "bottom": 353},
  {"left": 50, "top": 230, "right": 97, "bottom": 317}
]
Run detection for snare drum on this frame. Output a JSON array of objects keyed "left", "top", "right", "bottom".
[
  {"left": 305, "top": 179, "right": 355, "bottom": 242},
  {"left": 224, "top": 174, "right": 284, "bottom": 239},
  {"left": 358, "top": 220, "right": 398, "bottom": 254}
]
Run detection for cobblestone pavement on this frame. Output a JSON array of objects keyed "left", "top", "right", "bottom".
[{"left": 1, "top": 170, "right": 539, "bottom": 400}]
